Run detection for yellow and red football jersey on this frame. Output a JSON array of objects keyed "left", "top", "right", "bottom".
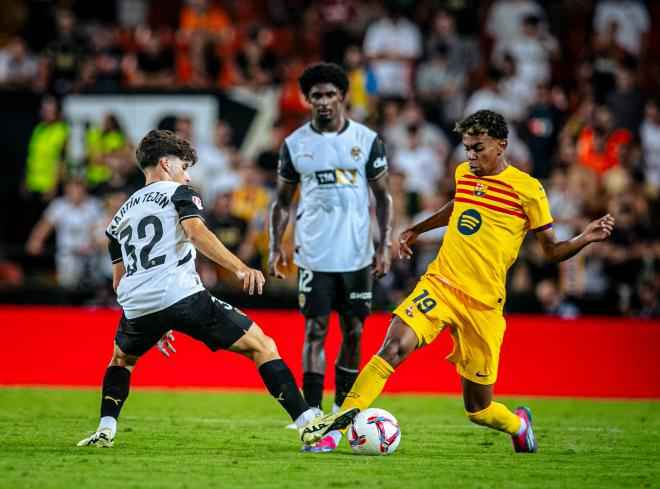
[{"left": 427, "top": 162, "right": 553, "bottom": 309}]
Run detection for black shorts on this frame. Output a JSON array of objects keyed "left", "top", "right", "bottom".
[
  {"left": 115, "top": 290, "right": 253, "bottom": 356},
  {"left": 297, "top": 266, "right": 373, "bottom": 319}
]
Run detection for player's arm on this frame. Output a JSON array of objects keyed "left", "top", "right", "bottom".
[
  {"left": 181, "top": 217, "right": 264, "bottom": 295},
  {"left": 535, "top": 213, "right": 615, "bottom": 263},
  {"left": 366, "top": 136, "right": 394, "bottom": 278},
  {"left": 25, "top": 218, "right": 55, "bottom": 255},
  {"left": 398, "top": 199, "right": 455, "bottom": 259},
  {"left": 369, "top": 174, "right": 393, "bottom": 278},
  {"left": 268, "top": 142, "right": 299, "bottom": 279}
]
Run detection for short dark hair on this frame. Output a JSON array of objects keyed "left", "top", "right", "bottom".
[
  {"left": 298, "top": 62, "right": 349, "bottom": 97},
  {"left": 454, "top": 110, "right": 508, "bottom": 140},
  {"left": 135, "top": 129, "right": 198, "bottom": 170}
]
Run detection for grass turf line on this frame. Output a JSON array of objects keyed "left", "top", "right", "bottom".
[{"left": 0, "top": 388, "right": 658, "bottom": 489}]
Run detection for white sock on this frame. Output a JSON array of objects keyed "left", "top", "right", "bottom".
[
  {"left": 294, "top": 408, "right": 318, "bottom": 429},
  {"left": 325, "top": 430, "right": 343, "bottom": 446},
  {"left": 99, "top": 416, "right": 117, "bottom": 437},
  {"left": 514, "top": 417, "right": 527, "bottom": 436}
]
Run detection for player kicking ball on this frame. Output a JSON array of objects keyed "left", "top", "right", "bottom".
[
  {"left": 77, "top": 129, "right": 356, "bottom": 448},
  {"left": 303, "top": 110, "right": 615, "bottom": 453}
]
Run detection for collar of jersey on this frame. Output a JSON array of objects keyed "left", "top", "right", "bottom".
[{"left": 309, "top": 118, "right": 350, "bottom": 135}]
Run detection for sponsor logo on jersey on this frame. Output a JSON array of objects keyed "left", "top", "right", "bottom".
[
  {"left": 315, "top": 169, "right": 357, "bottom": 185},
  {"left": 349, "top": 291, "right": 372, "bottom": 300},
  {"left": 473, "top": 183, "right": 488, "bottom": 197},
  {"left": 351, "top": 146, "right": 362, "bottom": 161},
  {"left": 457, "top": 209, "right": 482, "bottom": 235},
  {"left": 372, "top": 156, "right": 387, "bottom": 169},
  {"left": 192, "top": 196, "right": 203, "bottom": 210}
]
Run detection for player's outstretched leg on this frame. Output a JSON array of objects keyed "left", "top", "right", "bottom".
[
  {"left": 78, "top": 344, "right": 136, "bottom": 447},
  {"left": 302, "top": 316, "right": 418, "bottom": 452}
]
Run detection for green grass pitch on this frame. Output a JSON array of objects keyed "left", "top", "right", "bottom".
[{"left": 0, "top": 388, "right": 658, "bottom": 489}]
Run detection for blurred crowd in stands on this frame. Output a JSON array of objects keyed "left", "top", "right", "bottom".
[{"left": 0, "top": 0, "right": 658, "bottom": 317}]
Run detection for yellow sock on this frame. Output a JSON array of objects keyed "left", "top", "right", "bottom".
[
  {"left": 338, "top": 355, "right": 394, "bottom": 433},
  {"left": 466, "top": 401, "right": 522, "bottom": 435}
]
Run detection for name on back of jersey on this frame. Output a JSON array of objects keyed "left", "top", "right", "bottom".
[{"left": 108, "top": 190, "right": 170, "bottom": 234}]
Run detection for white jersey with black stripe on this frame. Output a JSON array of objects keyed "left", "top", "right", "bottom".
[
  {"left": 106, "top": 181, "right": 205, "bottom": 319},
  {"left": 278, "top": 119, "right": 388, "bottom": 272}
]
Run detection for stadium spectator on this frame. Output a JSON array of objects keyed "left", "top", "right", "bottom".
[
  {"left": 0, "top": 36, "right": 37, "bottom": 89},
  {"left": 640, "top": 98, "right": 660, "bottom": 195},
  {"left": 233, "top": 26, "right": 278, "bottom": 94},
  {"left": 593, "top": 0, "right": 650, "bottom": 57},
  {"left": 424, "top": 10, "right": 480, "bottom": 80},
  {"left": 535, "top": 278, "right": 580, "bottom": 318},
  {"left": 25, "top": 178, "right": 102, "bottom": 293},
  {"left": 127, "top": 26, "right": 175, "bottom": 89},
  {"left": 485, "top": 0, "right": 547, "bottom": 53},
  {"left": 605, "top": 60, "right": 648, "bottom": 136},
  {"left": 342, "top": 45, "right": 377, "bottom": 122},
  {"left": 85, "top": 114, "right": 129, "bottom": 188},
  {"left": 21, "top": 95, "right": 69, "bottom": 231},
  {"left": 85, "top": 24, "right": 124, "bottom": 93},
  {"left": 524, "top": 84, "right": 566, "bottom": 179},
  {"left": 362, "top": 5, "right": 422, "bottom": 98},
  {"left": 576, "top": 105, "right": 633, "bottom": 175},
  {"left": 45, "top": 7, "right": 85, "bottom": 94},
  {"left": 190, "top": 120, "right": 241, "bottom": 203},
  {"left": 416, "top": 43, "right": 467, "bottom": 132}
]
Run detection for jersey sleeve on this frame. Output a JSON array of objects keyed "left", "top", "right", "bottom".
[
  {"left": 277, "top": 142, "right": 299, "bottom": 182},
  {"left": 526, "top": 181, "right": 553, "bottom": 232},
  {"left": 365, "top": 136, "right": 388, "bottom": 180},
  {"left": 106, "top": 231, "right": 123, "bottom": 263},
  {"left": 171, "top": 185, "right": 205, "bottom": 222}
]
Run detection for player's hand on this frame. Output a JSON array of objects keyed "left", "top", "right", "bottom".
[
  {"left": 372, "top": 245, "right": 391, "bottom": 278},
  {"left": 398, "top": 228, "right": 418, "bottom": 260},
  {"left": 157, "top": 330, "right": 176, "bottom": 358},
  {"left": 583, "top": 213, "right": 615, "bottom": 243},
  {"left": 267, "top": 247, "right": 288, "bottom": 279},
  {"left": 235, "top": 267, "right": 266, "bottom": 295}
]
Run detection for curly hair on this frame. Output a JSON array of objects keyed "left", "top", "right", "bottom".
[
  {"left": 135, "top": 129, "right": 198, "bottom": 170},
  {"left": 298, "top": 62, "right": 349, "bottom": 97},
  {"left": 454, "top": 110, "right": 509, "bottom": 140}
]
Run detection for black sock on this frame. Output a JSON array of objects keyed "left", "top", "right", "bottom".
[
  {"left": 302, "top": 372, "right": 324, "bottom": 410},
  {"left": 334, "top": 364, "right": 359, "bottom": 407},
  {"left": 100, "top": 366, "right": 131, "bottom": 419},
  {"left": 259, "top": 359, "right": 309, "bottom": 421}
]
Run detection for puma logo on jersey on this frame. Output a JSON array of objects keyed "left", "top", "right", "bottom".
[{"left": 104, "top": 396, "right": 122, "bottom": 406}]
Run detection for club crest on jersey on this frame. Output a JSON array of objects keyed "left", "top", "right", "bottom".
[
  {"left": 473, "top": 183, "right": 488, "bottom": 197},
  {"left": 351, "top": 146, "right": 362, "bottom": 161},
  {"left": 192, "top": 196, "right": 203, "bottom": 210},
  {"left": 457, "top": 209, "right": 482, "bottom": 235}
]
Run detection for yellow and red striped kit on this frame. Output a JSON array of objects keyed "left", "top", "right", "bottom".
[{"left": 426, "top": 162, "right": 553, "bottom": 309}]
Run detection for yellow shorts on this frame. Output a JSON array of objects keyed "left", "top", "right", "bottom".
[{"left": 392, "top": 274, "right": 506, "bottom": 385}]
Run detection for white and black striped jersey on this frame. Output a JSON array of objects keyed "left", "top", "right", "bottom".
[
  {"left": 106, "top": 181, "right": 205, "bottom": 319},
  {"left": 278, "top": 119, "right": 388, "bottom": 272}
]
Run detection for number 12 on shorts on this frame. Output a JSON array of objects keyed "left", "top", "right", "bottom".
[{"left": 412, "top": 289, "right": 437, "bottom": 313}]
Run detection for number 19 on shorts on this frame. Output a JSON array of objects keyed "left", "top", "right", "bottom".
[{"left": 412, "top": 289, "right": 437, "bottom": 313}]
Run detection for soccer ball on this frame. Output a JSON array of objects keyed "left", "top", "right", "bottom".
[{"left": 348, "top": 408, "right": 401, "bottom": 455}]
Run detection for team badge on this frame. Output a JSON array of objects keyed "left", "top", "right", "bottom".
[
  {"left": 298, "top": 293, "right": 306, "bottom": 308},
  {"left": 192, "top": 196, "right": 203, "bottom": 210},
  {"left": 351, "top": 146, "right": 362, "bottom": 161},
  {"left": 457, "top": 209, "right": 482, "bottom": 235},
  {"left": 473, "top": 183, "right": 488, "bottom": 197},
  {"left": 405, "top": 305, "right": 414, "bottom": 318}
]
